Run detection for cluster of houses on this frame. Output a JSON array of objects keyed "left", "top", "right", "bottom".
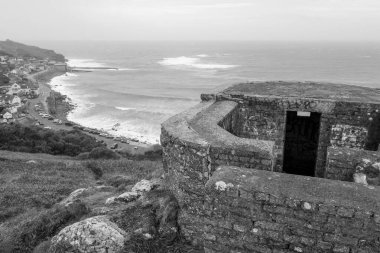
[{"left": 0, "top": 54, "right": 67, "bottom": 123}]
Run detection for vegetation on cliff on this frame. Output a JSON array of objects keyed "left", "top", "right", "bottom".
[
  {"left": 0, "top": 39, "right": 65, "bottom": 62},
  {"left": 0, "top": 123, "right": 104, "bottom": 156}
]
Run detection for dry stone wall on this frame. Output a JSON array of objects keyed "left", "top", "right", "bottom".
[
  {"left": 161, "top": 99, "right": 276, "bottom": 231},
  {"left": 326, "top": 146, "right": 380, "bottom": 184},
  {"left": 205, "top": 94, "right": 380, "bottom": 176},
  {"left": 330, "top": 124, "right": 368, "bottom": 149},
  {"left": 181, "top": 166, "right": 380, "bottom": 253}
]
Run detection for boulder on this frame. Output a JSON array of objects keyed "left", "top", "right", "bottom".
[
  {"left": 105, "top": 179, "right": 162, "bottom": 205},
  {"left": 60, "top": 188, "right": 88, "bottom": 206},
  {"left": 61, "top": 186, "right": 115, "bottom": 206},
  {"left": 115, "top": 191, "right": 139, "bottom": 203},
  {"left": 132, "top": 179, "right": 160, "bottom": 193},
  {"left": 105, "top": 197, "right": 117, "bottom": 205},
  {"left": 353, "top": 172, "right": 368, "bottom": 185},
  {"left": 49, "top": 216, "right": 128, "bottom": 253}
]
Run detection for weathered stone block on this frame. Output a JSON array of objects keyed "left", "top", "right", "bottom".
[
  {"left": 332, "top": 245, "right": 350, "bottom": 253},
  {"left": 337, "top": 207, "right": 355, "bottom": 217}
]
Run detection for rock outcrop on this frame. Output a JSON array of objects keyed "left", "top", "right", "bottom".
[
  {"left": 49, "top": 216, "right": 128, "bottom": 253},
  {"left": 42, "top": 178, "right": 189, "bottom": 253},
  {"left": 61, "top": 186, "right": 114, "bottom": 206},
  {"left": 105, "top": 178, "right": 162, "bottom": 205}
]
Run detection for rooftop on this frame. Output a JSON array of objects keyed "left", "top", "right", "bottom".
[{"left": 220, "top": 81, "right": 380, "bottom": 104}]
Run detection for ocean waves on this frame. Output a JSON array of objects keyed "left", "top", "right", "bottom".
[
  {"left": 48, "top": 72, "right": 199, "bottom": 144},
  {"left": 115, "top": 106, "right": 136, "bottom": 111},
  {"left": 68, "top": 58, "right": 137, "bottom": 71},
  {"left": 158, "top": 56, "right": 237, "bottom": 70},
  {"left": 49, "top": 51, "right": 239, "bottom": 144},
  {"left": 68, "top": 58, "right": 107, "bottom": 68}
]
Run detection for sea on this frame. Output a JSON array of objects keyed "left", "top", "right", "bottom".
[{"left": 33, "top": 41, "right": 380, "bottom": 144}]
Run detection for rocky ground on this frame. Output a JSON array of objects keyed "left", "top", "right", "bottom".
[
  {"left": 34, "top": 177, "right": 202, "bottom": 253},
  {"left": 0, "top": 151, "right": 202, "bottom": 253}
]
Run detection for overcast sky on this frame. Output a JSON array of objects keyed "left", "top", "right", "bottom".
[{"left": 0, "top": 0, "right": 379, "bottom": 41}]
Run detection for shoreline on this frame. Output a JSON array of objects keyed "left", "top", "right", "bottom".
[{"left": 25, "top": 69, "right": 153, "bottom": 155}]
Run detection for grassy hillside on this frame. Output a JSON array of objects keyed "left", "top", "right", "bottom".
[
  {"left": 0, "top": 40, "right": 65, "bottom": 61},
  {"left": 0, "top": 155, "right": 163, "bottom": 252},
  {"left": 0, "top": 123, "right": 104, "bottom": 156},
  {"left": 0, "top": 158, "right": 162, "bottom": 223}
]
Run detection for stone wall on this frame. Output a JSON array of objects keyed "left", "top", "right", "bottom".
[
  {"left": 29, "top": 68, "right": 62, "bottom": 80},
  {"left": 330, "top": 124, "right": 368, "bottom": 149},
  {"left": 161, "top": 100, "right": 275, "bottom": 202},
  {"left": 218, "top": 102, "right": 240, "bottom": 136},
  {"left": 180, "top": 166, "right": 380, "bottom": 253},
  {"left": 326, "top": 146, "right": 380, "bottom": 183},
  {"left": 207, "top": 94, "right": 380, "bottom": 176},
  {"left": 162, "top": 82, "right": 380, "bottom": 253}
]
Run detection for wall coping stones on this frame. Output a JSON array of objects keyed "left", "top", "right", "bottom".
[
  {"left": 189, "top": 100, "right": 274, "bottom": 159},
  {"left": 162, "top": 99, "right": 275, "bottom": 160},
  {"left": 206, "top": 166, "right": 380, "bottom": 213},
  {"left": 161, "top": 101, "right": 213, "bottom": 147}
]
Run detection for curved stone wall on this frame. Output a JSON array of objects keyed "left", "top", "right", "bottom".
[
  {"left": 161, "top": 82, "right": 380, "bottom": 252},
  {"left": 161, "top": 100, "right": 275, "bottom": 193}
]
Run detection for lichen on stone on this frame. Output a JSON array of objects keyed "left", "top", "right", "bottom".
[
  {"left": 214, "top": 181, "right": 234, "bottom": 191},
  {"left": 49, "top": 216, "right": 128, "bottom": 253}
]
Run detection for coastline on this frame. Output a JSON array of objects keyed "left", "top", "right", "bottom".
[{"left": 25, "top": 69, "right": 153, "bottom": 155}]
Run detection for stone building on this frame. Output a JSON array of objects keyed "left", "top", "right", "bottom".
[{"left": 161, "top": 82, "right": 380, "bottom": 252}]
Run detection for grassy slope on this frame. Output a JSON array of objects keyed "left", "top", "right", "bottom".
[
  {"left": 0, "top": 153, "right": 163, "bottom": 252},
  {"left": 0, "top": 40, "right": 65, "bottom": 61},
  {"left": 0, "top": 151, "right": 205, "bottom": 253},
  {"left": 0, "top": 159, "right": 92, "bottom": 222},
  {"left": 0, "top": 157, "right": 162, "bottom": 224}
]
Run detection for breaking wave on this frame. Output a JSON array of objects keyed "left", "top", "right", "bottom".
[
  {"left": 158, "top": 56, "right": 237, "bottom": 69},
  {"left": 115, "top": 106, "right": 136, "bottom": 111},
  {"left": 67, "top": 58, "right": 107, "bottom": 68}
]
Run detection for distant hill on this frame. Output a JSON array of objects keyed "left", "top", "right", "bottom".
[{"left": 0, "top": 39, "right": 65, "bottom": 62}]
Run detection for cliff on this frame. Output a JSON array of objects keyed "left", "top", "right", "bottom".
[{"left": 0, "top": 39, "right": 65, "bottom": 62}]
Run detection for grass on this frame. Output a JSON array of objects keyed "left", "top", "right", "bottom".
[
  {"left": 0, "top": 154, "right": 202, "bottom": 253},
  {"left": 0, "top": 156, "right": 163, "bottom": 252},
  {"left": 0, "top": 160, "right": 93, "bottom": 223},
  {"left": 0, "top": 158, "right": 162, "bottom": 223}
]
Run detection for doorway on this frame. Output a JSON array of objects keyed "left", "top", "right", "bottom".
[{"left": 283, "top": 111, "right": 321, "bottom": 177}]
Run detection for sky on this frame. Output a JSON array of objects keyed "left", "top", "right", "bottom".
[{"left": 0, "top": 0, "right": 380, "bottom": 41}]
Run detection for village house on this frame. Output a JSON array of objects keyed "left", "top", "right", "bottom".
[
  {"left": 8, "top": 58, "right": 16, "bottom": 65},
  {"left": 0, "top": 94, "right": 21, "bottom": 107},
  {"left": 8, "top": 83, "right": 21, "bottom": 95},
  {"left": 11, "top": 95, "right": 21, "bottom": 106},
  {"left": 2, "top": 112, "right": 12, "bottom": 120},
  {"left": 0, "top": 87, "right": 8, "bottom": 95}
]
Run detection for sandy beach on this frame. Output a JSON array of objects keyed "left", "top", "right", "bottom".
[{"left": 24, "top": 70, "right": 153, "bottom": 155}]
